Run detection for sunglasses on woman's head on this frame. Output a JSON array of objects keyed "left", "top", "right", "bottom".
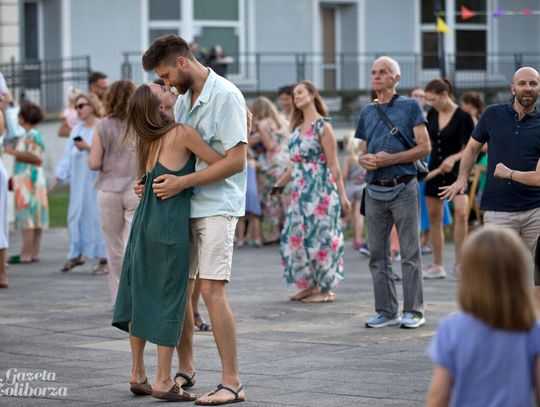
[{"left": 75, "top": 103, "right": 90, "bottom": 110}]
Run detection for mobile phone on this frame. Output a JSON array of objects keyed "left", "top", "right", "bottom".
[{"left": 73, "top": 136, "right": 83, "bottom": 142}]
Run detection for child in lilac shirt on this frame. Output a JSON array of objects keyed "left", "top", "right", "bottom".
[{"left": 427, "top": 227, "right": 540, "bottom": 407}]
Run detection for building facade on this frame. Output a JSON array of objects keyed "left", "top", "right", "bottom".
[{"left": 3, "top": 0, "right": 540, "bottom": 110}]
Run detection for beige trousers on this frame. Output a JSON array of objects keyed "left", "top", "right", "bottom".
[{"left": 98, "top": 189, "right": 138, "bottom": 304}]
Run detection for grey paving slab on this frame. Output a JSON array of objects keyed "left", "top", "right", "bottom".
[{"left": 0, "top": 228, "right": 461, "bottom": 406}]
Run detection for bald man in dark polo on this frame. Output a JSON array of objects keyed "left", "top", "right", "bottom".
[{"left": 441, "top": 67, "right": 540, "bottom": 303}]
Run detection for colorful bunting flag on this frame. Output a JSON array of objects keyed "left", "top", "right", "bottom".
[
  {"left": 492, "top": 6, "right": 504, "bottom": 17},
  {"left": 436, "top": 17, "right": 449, "bottom": 33},
  {"left": 520, "top": 9, "right": 534, "bottom": 15},
  {"left": 460, "top": 5, "right": 476, "bottom": 20}
]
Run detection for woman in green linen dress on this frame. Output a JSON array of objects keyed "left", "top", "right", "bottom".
[{"left": 112, "top": 84, "right": 222, "bottom": 401}]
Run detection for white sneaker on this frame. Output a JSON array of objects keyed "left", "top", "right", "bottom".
[
  {"left": 422, "top": 264, "right": 447, "bottom": 279},
  {"left": 421, "top": 244, "right": 433, "bottom": 254}
]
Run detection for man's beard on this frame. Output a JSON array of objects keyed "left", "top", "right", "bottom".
[
  {"left": 173, "top": 69, "right": 194, "bottom": 95},
  {"left": 515, "top": 91, "right": 538, "bottom": 108}
]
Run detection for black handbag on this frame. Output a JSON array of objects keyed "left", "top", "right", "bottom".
[{"left": 373, "top": 98, "right": 428, "bottom": 181}]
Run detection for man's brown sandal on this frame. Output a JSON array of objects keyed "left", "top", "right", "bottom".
[{"left": 129, "top": 377, "right": 152, "bottom": 396}]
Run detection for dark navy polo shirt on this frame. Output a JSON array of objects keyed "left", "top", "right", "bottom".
[
  {"left": 354, "top": 96, "right": 426, "bottom": 183},
  {"left": 473, "top": 103, "right": 540, "bottom": 212}
]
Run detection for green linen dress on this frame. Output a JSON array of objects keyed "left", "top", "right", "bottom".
[{"left": 112, "top": 156, "right": 195, "bottom": 346}]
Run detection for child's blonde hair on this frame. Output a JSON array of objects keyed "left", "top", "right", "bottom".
[
  {"left": 459, "top": 227, "right": 536, "bottom": 331},
  {"left": 343, "top": 131, "right": 360, "bottom": 159}
]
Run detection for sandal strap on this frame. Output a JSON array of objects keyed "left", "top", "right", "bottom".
[
  {"left": 174, "top": 371, "right": 196, "bottom": 387},
  {"left": 209, "top": 383, "right": 243, "bottom": 399}
]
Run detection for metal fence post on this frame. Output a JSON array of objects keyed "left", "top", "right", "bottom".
[
  {"left": 296, "top": 53, "right": 305, "bottom": 82},
  {"left": 255, "top": 53, "right": 260, "bottom": 95},
  {"left": 121, "top": 52, "right": 132, "bottom": 80},
  {"left": 514, "top": 53, "right": 523, "bottom": 71}
]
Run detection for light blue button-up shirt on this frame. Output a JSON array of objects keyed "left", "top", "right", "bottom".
[{"left": 174, "top": 68, "right": 247, "bottom": 218}]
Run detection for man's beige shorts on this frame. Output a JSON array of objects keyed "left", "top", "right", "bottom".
[{"left": 189, "top": 215, "right": 238, "bottom": 281}]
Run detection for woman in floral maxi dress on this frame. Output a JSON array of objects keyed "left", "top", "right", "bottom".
[
  {"left": 274, "top": 81, "right": 351, "bottom": 303},
  {"left": 4, "top": 101, "right": 49, "bottom": 264}
]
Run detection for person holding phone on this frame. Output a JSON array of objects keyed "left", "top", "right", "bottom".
[{"left": 55, "top": 93, "right": 108, "bottom": 275}]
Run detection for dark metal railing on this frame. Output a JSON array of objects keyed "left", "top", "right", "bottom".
[
  {"left": 0, "top": 56, "right": 91, "bottom": 114},
  {"left": 120, "top": 51, "right": 537, "bottom": 94}
]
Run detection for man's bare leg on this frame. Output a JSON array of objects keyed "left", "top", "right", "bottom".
[
  {"left": 196, "top": 279, "right": 245, "bottom": 404},
  {"left": 175, "top": 280, "right": 196, "bottom": 387}
]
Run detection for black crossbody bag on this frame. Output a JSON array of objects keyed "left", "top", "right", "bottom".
[{"left": 372, "top": 97, "right": 428, "bottom": 181}]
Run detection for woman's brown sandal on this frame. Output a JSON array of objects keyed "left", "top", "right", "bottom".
[{"left": 60, "top": 257, "right": 85, "bottom": 272}]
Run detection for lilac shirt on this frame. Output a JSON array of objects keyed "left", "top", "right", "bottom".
[{"left": 430, "top": 312, "right": 540, "bottom": 407}]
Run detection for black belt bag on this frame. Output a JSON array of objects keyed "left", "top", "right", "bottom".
[{"left": 373, "top": 98, "right": 428, "bottom": 181}]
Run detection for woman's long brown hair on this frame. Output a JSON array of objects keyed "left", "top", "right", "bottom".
[
  {"left": 290, "top": 80, "right": 329, "bottom": 132},
  {"left": 124, "top": 84, "right": 178, "bottom": 178}
]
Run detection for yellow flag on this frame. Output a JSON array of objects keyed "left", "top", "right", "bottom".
[{"left": 436, "top": 17, "right": 449, "bottom": 33}]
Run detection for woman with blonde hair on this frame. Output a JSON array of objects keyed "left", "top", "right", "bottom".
[
  {"left": 55, "top": 93, "right": 108, "bottom": 274},
  {"left": 427, "top": 227, "right": 540, "bottom": 406},
  {"left": 248, "top": 96, "right": 290, "bottom": 243},
  {"left": 112, "top": 84, "right": 222, "bottom": 401},
  {"left": 89, "top": 79, "right": 138, "bottom": 304},
  {"left": 273, "top": 81, "right": 350, "bottom": 303}
]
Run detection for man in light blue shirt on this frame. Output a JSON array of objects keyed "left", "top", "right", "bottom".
[{"left": 142, "top": 35, "right": 247, "bottom": 405}]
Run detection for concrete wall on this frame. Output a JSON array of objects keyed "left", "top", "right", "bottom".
[
  {"left": 70, "top": 0, "right": 141, "bottom": 83},
  {"left": 252, "top": 0, "right": 314, "bottom": 90},
  {"left": 42, "top": 0, "right": 61, "bottom": 59},
  {"left": 363, "top": 0, "right": 416, "bottom": 54},
  {"left": 254, "top": 0, "right": 313, "bottom": 53},
  {"left": 496, "top": 0, "right": 540, "bottom": 55},
  {"left": 0, "top": 0, "right": 20, "bottom": 62}
]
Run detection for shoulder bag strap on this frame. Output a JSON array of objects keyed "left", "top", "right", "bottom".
[{"left": 372, "top": 98, "right": 414, "bottom": 150}]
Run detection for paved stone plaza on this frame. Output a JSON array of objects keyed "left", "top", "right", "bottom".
[{"left": 0, "top": 228, "right": 459, "bottom": 406}]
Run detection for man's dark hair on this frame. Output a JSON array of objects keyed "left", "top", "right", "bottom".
[
  {"left": 277, "top": 85, "right": 293, "bottom": 96},
  {"left": 153, "top": 78, "right": 166, "bottom": 86},
  {"left": 142, "top": 35, "right": 194, "bottom": 72},
  {"left": 88, "top": 71, "right": 107, "bottom": 86},
  {"left": 18, "top": 100, "right": 44, "bottom": 125}
]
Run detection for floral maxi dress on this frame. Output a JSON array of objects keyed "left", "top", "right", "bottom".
[
  {"left": 13, "top": 129, "right": 49, "bottom": 229},
  {"left": 280, "top": 119, "right": 344, "bottom": 293}
]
